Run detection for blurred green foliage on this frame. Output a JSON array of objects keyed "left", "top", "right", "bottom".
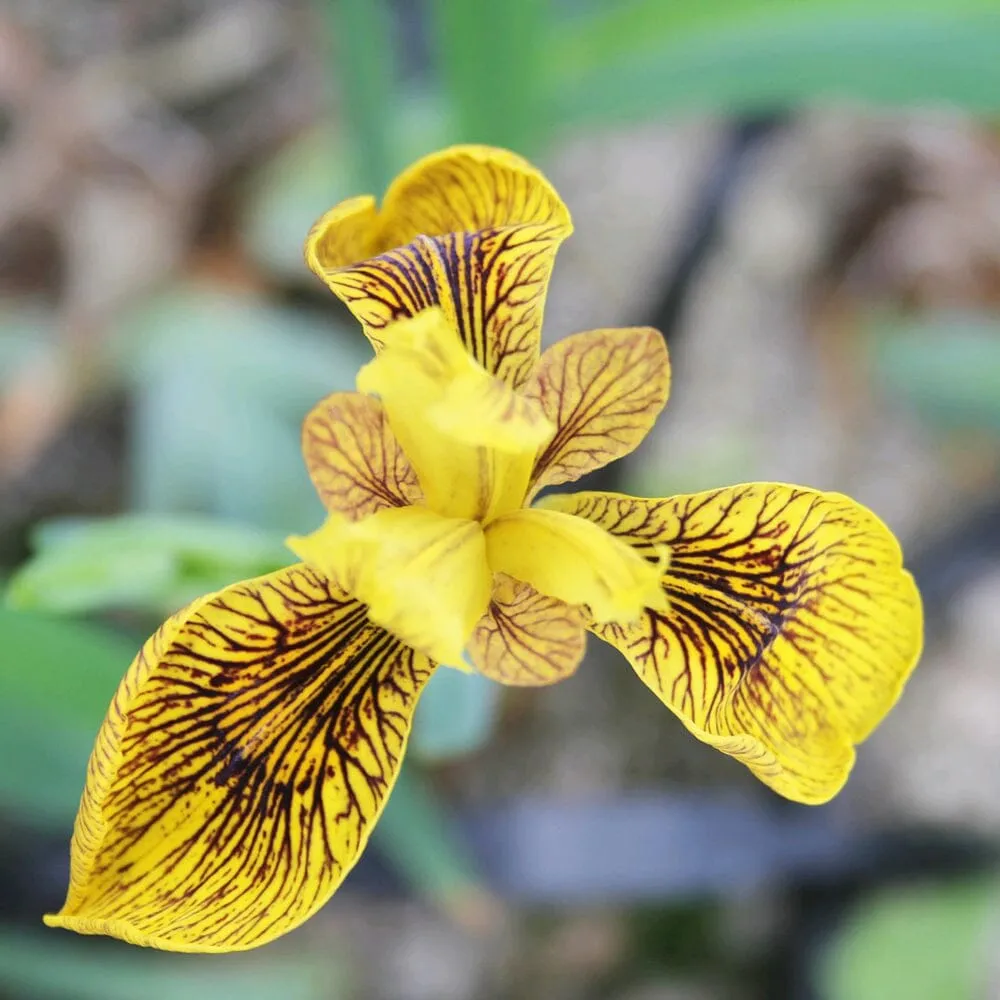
[
  {"left": 429, "top": 0, "right": 547, "bottom": 154},
  {"left": 0, "top": 608, "right": 131, "bottom": 826},
  {"left": 0, "top": 930, "right": 337, "bottom": 1000},
  {"left": 552, "top": 2, "right": 1000, "bottom": 125},
  {"left": 821, "top": 878, "right": 998, "bottom": 999},
  {"left": 870, "top": 313, "right": 1000, "bottom": 431},
  {"left": 7, "top": 515, "right": 289, "bottom": 615},
  {"left": 115, "top": 285, "right": 367, "bottom": 531}
]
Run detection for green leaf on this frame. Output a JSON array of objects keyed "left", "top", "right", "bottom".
[
  {"left": 820, "top": 879, "right": 997, "bottom": 1000},
  {"left": 7, "top": 514, "right": 291, "bottom": 615},
  {"left": 372, "top": 764, "right": 483, "bottom": 904},
  {"left": 0, "top": 608, "right": 136, "bottom": 823},
  {"left": 553, "top": 0, "right": 999, "bottom": 78},
  {"left": 429, "top": 0, "right": 548, "bottom": 153},
  {"left": 317, "top": 0, "right": 396, "bottom": 193},
  {"left": 112, "top": 285, "right": 369, "bottom": 532},
  {"left": 869, "top": 312, "right": 1000, "bottom": 430},
  {"left": 0, "top": 929, "right": 335, "bottom": 1000},
  {"left": 410, "top": 666, "right": 502, "bottom": 761},
  {"left": 554, "top": 8, "right": 1000, "bottom": 125}
]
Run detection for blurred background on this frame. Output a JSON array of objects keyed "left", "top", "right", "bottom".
[{"left": 2, "top": 0, "right": 1000, "bottom": 997}]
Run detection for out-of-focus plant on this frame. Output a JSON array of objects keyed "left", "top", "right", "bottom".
[
  {"left": 313, "top": 0, "right": 1000, "bottom": 197},
  {"left": 0, "top": 929, "right": 338, "bottom": 1000},
  {"left": 869, "top": 312, "right": 1000, "bottom": 432},
  {"left": 820, "top": 877, "right": 998, "bottom": 999},
  {"left": 551, "top": 0, "right": 1000, "bottom": 126},
  {"left": 7, "top": 516, "right": 289, "bottom": 617}
]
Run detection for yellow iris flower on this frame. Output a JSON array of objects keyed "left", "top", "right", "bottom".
[{"left": 45, "top": 146, "right": 923, "bottom": 953}]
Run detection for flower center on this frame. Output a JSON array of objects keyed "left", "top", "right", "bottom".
[{"left": 288, "top": 308, "right": 667, "bottom": 665}]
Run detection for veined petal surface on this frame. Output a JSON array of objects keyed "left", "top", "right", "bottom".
[
  {"left": 302, "top": 391, "right": 421, "bottom": 518},
  {"left": 525, "top": 327, "right": 670, "bottom": 495},
  {"left": 545, "top": 486, "right": 923, "bottom": 804},
  {"left": 468, "top": 574, "right": 586, "bottom": 686},
  {"left": 289, "top": 506, "right": 491, "bottom": 666},
  {"left": 305, "top": 145, "right": 572, "bottom": 387},
  {"left": 45, "top": 565, "right": 434, "bottom": 951}
]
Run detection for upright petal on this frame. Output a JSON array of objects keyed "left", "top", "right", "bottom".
[
  {"left": 524, "top": 327, "right": 670, "bottom": 495},
  {"left": 305, "top": 145, "right": 572, "bottom": 387},
  {"left": 289, "top": 505, "right": 492, "bottom": 667},
  {"left": 45, "top": 566, "right": 433, "bottom": 952},
  {"left": 544, "top": 486, "right": 923, "bottom": 805},
  {"left": 355, "top": 310, "right": 552, "bottom": 521},
  {"left": 468, "top": 574, "right": 586, "bottom": 686},
  {"left": 302, "top": 391, "right": 421, "bottom": 518}
]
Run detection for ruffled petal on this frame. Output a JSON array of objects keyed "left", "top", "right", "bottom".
[
  {"left": 525, "top": 327, "right": 670, "bottom": 495},
  {"left": 305, "top": 145, "right": 572, "bottom": 387},
  {"left": 468, "top": 574, "right": 586, "bottom": 686},
  {"left": 302, "top": 391, "right": 421, "bottom": 518},
  {"left": 544, "top": 486, "right": 923, "bottom": 805},
  {"left": 44, "top": 565, "right": 434, "bottom": 951}
]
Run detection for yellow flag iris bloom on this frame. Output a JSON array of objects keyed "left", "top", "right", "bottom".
[{"left": 45, "top": 146, "right": 923, "bottom": 953}]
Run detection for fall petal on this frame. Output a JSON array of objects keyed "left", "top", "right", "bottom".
[
  {"left": 45, "top": 566, "right": 433, "bottom": 951},
  {"left": 545, "top": 486, "right": 923, "bottom": 805}
]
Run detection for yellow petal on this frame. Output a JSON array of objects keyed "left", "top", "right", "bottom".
[
  {"left": 545, "top": 486, "right": 923, "bottom": 805},
  {"left": 303, "top": 194, "right": 379, "bottom": 275},
  {"left": 356, "top": 309, "right": 552, "bottom": 521},
  {"left": 484, "top": 506, "right": 667, "bottom": 625},
  {"left": 289, "top": 505, "right": 491, "bottom": 666},
  {"left": 305, "top": 145, "right": 572, "bottom": 387},
  {"left": 44, "top": 565, "right": 434, "bottom": 952},
  {"left": 302, "top": 391, "right": 422, "bottom": 518},
  {"left": 467, "top": 573, "right": 586, "bottom": 686},
  {"left": 524, "top": 327, "right": 671, "bottom": 496}
]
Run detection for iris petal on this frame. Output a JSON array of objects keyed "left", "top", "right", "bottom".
[
  {"left": 302, "top": 391, "right": 421, "bottom": 518},
  {"left": 305, "top": 145, "right": 572, "bottom": 387},
  {"left": 468, "top": 574, "right": 587, "bottom": 686},
  {"left": 44, "top": 565, "right": 434, "bottom": 951},
  {"left": 545, "top": 486, "right": 923, "bottom": 804},
  {"left": 356, "top": 309, "right": 552, "bottom": 521},
  {"left": 485, "top": 506, "right": 667, "bottom": 625},
  {"left": 524, "top": 326, "right": 670, "bottom": 496}
]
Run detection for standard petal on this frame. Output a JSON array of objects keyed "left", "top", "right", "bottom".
[
  {"left": 302, "top": 391, "right": 421, "bottom": 518},
  {"left": 544, "top": 486, "right": 923, "bottom": 805},
  {"left": 377, "top": 145, "right": 570, "bottom": 248},
  {"left": 525, "top": 327, "right": 670, "bottom": 495},
  {"left": 355, "top": 310, "right": 552, "bottom": 521},
  {"left": 468, "top": 574, "right": 586, "bottom": 686},
  {"left": 289, "top": 506, "right": 492, "bottom": 667},
  {"left": 305, "top": 145, "right": 573, "bottom": 387},
  {"left": 45, "top": 565, "right": 434, "bottom": 952}
]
